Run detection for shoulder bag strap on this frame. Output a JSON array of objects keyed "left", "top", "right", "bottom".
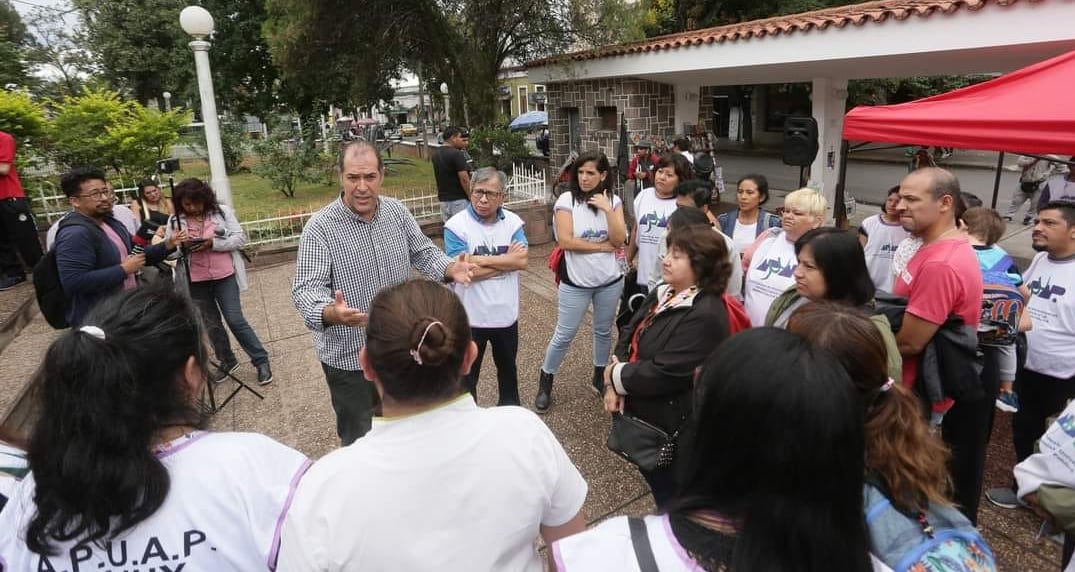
[{"left": 628, "top": 517, "right": 660, "bottom": 572}]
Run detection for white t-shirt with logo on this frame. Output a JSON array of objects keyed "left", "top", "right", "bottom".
[
  {"left": 743, "top": 229, "right": 799, "bottom": 327},
  {"left": 444, "top": 207, "right": 527, "bottom": 328},
  {"left": 554, "top": 192, "right": 624, "bottom": 288},
  {"left": 277, "top": 395, "right": 588, "bottom": 572},
  {"left": 1023, "top": 252, "right": 1075, "bottom": 379},
  {"left": 861, "top": 214, "right": 911, "bottom": 294},
  {"left": 633, "top": 188, "right": 679, "bottom": 288},
  {"left": 0, "top": 432, "right": 310, "bottom": 572}
]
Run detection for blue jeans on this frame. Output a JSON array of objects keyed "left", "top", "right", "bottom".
[
  {"left": 440, "top": 199, "right": 468, "bottom": 222},
  {"left": 542, "top": 279, "right": 624, "bottom": 374},
  {"left": 189, "top": 274, "right": 269, "bottom": 367}
]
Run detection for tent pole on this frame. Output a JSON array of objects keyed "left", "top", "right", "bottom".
[
  {"left": 834, "top": 139, "right": 851, "bottom": 228},
  {"left": 990, "top": 152, "right": 1005, "bottom": 209}
]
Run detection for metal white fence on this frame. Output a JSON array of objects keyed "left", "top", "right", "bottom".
[{"left": 30, "top": 163, "right": 550, "bottom": 250}]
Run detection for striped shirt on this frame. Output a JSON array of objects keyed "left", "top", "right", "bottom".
[{"left": 292, "top": 195, "right": 453, "bottom": 370}]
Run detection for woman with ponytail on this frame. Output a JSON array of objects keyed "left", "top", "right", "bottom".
[
  {"left": 0, "top": 286, "right": 309, "bottom": 570},
  {"left": 278, "top": 279, "right": 587, "bottom": 571},
  {"left": 788, "top": 302, "right": 951, "bottom": 514},
  {"left": 787, "top": 302, "right": 995, "bottom": 571},
  {"left": 604, "top": 224, "right": 732, "bottom": 509}
]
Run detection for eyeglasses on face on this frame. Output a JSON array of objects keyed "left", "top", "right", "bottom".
[
  {"left": 76, "top": 188, "right": 114, "bottom": 200},
  {"left": 473, "top": 189, "right": 503, "bottom": 199}
]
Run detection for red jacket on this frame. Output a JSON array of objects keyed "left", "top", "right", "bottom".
[{"left": 627, "top": 153, "right": 660, "bottom": 181}]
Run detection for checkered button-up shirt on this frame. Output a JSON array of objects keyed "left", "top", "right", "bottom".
[{"left": 292, "top": 196, "right": 453, "bottom": 370}]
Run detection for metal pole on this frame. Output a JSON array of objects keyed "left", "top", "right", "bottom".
[
  {"left": 834, "top": 139, "right": 851, "bottom": 228},
  {"left": 416, "top": 64, "right": 427, "bottom": 158},
  {"left": 188, "top": 39, "right": 232, "bottom": 207},
  {"left": 990, "top": 151, "right": 1005, "bottom": 209}
]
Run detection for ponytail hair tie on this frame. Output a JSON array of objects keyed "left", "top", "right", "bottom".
[
  {"left": 879, "top": 378, "right": 896, "bottom": 393},
  {"left": 79, "top": 325, "right": 106, "bottom": 340},
  {"left": 409, "top": 321, "right": 443, "bottom": 365}
]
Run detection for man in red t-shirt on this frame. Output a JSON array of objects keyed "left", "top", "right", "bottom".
[
  {"left": 0, "top": 130, "right": 44, "bottom": 290},
  {"left": 892, "top": 167, "right": 986, "bottom": 523}
]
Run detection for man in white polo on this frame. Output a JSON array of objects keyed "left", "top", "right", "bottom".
[{"left": 444, "top": 167, "right": 528, "bottom": 406}]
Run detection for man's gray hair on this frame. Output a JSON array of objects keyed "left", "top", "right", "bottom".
[
  {"left": 471, "top": 167, "right": 508, "bottom": 194},
  {"left": 337, "top": 140, "right": 383, "bottom": 172}
]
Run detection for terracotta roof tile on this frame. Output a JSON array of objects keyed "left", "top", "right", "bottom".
[{"left": 528, "top": 0, "right": 1043, "bottom": 67}]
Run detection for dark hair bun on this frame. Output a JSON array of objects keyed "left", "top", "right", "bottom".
[{"left": 412, "top": 319, "right": 454, "bottom": 367}]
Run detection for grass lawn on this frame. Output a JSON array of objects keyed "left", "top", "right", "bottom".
[{"left": 170, "top": 156, "right": 437, "bottom": 221}]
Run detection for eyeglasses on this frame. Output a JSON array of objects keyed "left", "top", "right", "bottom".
[
  {"left": 75, "top": 189, "right": 114, "bottom": 200},
  {"left": 473, "top": 189, "right": 503, "bottom": 199}
]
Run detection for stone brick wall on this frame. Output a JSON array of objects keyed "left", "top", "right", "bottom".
[{"left": 545, "top": 78, "right": 675, "bottom": 172}]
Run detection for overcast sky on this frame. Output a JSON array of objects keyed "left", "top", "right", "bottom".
[{"left": 11, "top": 0, "right": 81, "bottom": 30}]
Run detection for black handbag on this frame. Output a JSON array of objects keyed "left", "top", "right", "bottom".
[
  {"left": 1020, "top": 180, "right": 1040, "bottom": 193},
  {"left": 607, "top": 412, "right": 681, "bottom": 472}
]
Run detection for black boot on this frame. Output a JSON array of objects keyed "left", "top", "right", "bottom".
[
  {"left": 592, "top": 366, "right": 606, "bottom": 396},
  {"left": 534, "top": 371, "right": 554, "bottom": 413}
]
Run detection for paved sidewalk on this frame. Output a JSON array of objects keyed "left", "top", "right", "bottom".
[{"left": 0, "top": 245, "right": 1064, "bottom": 570}]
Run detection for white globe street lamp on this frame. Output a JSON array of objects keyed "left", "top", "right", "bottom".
[
  {"left": 180, "top": 6, "right": 232, "bottom": 206},
  {"left": 439, "top": 82, "right": 449, "bottom": 126},
  {"left": 162, "top": 91, "right": 172, "bottom": 112}
]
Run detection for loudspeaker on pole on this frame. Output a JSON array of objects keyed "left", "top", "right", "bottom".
[{"left": 782, "top": 116, "right": 819, "bottom": 167}]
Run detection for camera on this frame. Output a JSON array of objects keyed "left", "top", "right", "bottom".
[{"left": 156, "top": 158, "right": 180, "bottom": 174}]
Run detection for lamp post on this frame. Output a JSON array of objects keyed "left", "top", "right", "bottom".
[
  {"left": 440, "top": 82, "right": 449, "bottom": 127},
  {"left": 179, "top": 6, "right": 232, "bottom": 206},
  {"left": 162, "top": 91, "right": 172, "bottom": 112}
]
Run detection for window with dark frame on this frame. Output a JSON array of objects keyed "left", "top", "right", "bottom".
[{"left": 596, "top": 106, "right": 617, "bottom": 131}]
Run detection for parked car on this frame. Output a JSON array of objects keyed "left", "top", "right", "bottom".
[{"left": 400, "top": 123, "right": 418, "bottom": 137}]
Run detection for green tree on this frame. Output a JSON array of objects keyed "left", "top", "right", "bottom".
[
  {"left": 72, "top": 0, "right": 190, "bottom": 106},
  {"left": 251, "top": 122, "right": 320, "bottom": 198},
  {"left": 73, "top": 0, "right": 280, "bottom": 118},
  {"left": 47, "top": 88, "right": 189, "bottom": 178},
  {"left": 0, "top": 89, "right": 46, "bottom": 143},
  {"left": 467, "top": 128, "right": 532, "bottom": 174},
  {"left": 48, "top": 88, "right": 130, "bottom": 170},
  {"left": 22, "top": 6, "right": 97, "bottom": 98},
  {"left": 264, "top": 0, "right": 642, "bottom": 126},
  {"left": 0, "top": 1, "right": 31, "bottom": 88},
  {"left": 107, "top": 105, "right": 191, "bottom": 180}
]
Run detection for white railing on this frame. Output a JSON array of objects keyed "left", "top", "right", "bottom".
[
  {"left": 32, "top": 185, "right": 141, "bottom": 226},
  {"left": 31, "top": 163, "right": 551, "bottom": 250}
]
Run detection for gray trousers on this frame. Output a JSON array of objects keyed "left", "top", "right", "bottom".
[{"left": 1005, "top": 183, "right": 1041, "bottom": 220}]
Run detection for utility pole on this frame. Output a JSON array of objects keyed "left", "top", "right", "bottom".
[{"left": 416, "top": 62, "right": 427, "bottom": 158}]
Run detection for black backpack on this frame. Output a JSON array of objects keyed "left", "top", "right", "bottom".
[
  {"left": 694, "top": 152, "right": 715, "bottom": 182},
  {"left": 32, "top": 216, "right": 104, "bottom": 329}
]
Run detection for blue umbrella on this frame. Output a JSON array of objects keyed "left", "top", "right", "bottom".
[{"left": 509, "top": 110, "right": 548, "bottom": 131}]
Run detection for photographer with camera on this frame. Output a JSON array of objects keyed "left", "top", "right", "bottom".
[{"left": 166, "top": 178, "right": 273, "bottom": 386}]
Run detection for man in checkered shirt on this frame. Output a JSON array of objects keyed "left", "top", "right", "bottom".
[{"left": 293, "top": 141, "right": 474, "bottom": 445}]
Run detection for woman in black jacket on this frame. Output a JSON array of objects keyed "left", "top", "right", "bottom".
[{"left": 603, "top": 224, "right": 732, "bottom": 508}]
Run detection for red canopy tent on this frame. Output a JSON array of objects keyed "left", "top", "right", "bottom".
[
  {"left": 833, "top": 49, "right": 1075, "bottom": 222},
  {"left": 843, "top": 49, "right": 1075, "bottom": 155}
]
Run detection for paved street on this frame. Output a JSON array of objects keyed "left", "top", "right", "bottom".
[{"left": 716, "top": 151, "right": 1024, "bottom": 208}]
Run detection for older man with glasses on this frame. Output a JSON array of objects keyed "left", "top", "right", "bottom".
[
  {"left": 52, "top": 167, "right": 184, "bottom": 326},
  {"left": 443, "top": 167, "right": 529, "bottom": 405}
]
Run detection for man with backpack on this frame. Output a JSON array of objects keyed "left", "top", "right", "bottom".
[
  {"left": 43, "top": 168, "right": 183, "bottom": 326},
  {"left": 892, "top": 167, "right": 987, "bottom": 523}
]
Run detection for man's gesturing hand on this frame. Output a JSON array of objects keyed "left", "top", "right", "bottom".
[{"left": 324, "top": 290, "right": 369, "bottom": 328}]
